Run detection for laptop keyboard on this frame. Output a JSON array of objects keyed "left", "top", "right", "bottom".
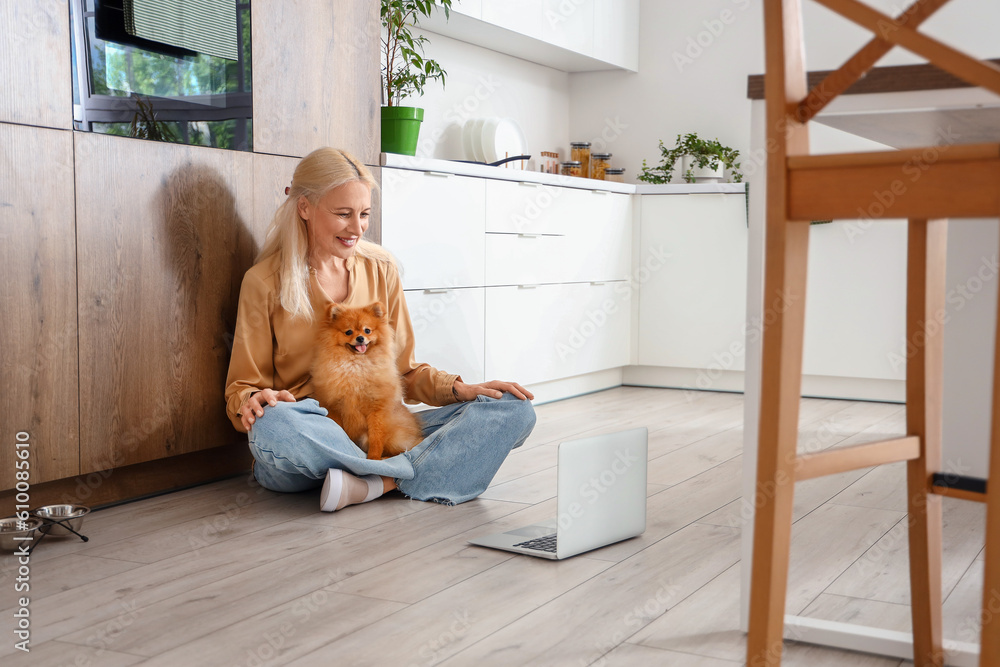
[{"left": 512, "top": 534, "right": 557, "bottom": 553}]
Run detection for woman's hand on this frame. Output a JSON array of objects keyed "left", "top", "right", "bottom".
[
  {"left": 453, "top": 380, "right": 534, "bottom": 402},
  {"left": 240, "top": 388, "right": 296, "bottom": 430}
]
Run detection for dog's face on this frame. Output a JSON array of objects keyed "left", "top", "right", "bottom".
[{"left": 323, "top": 302, "right": 386, "bottom": 355}]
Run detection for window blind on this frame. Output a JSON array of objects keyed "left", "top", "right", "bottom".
[{"left": 124, "top": 0, "right": 238, "bottom": 61}]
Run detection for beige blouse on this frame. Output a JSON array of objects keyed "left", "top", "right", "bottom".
[{"left": 224, "top": 251, "right": 460, "bottom": 433}]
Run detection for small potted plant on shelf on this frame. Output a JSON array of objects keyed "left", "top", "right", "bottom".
[
  {"left": 638, "top": 133, "right": 743, "bottom": 184},
  {"left": 381, "top": 0, "right": 453, "bottom": 156}
]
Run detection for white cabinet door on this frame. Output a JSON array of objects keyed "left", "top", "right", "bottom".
[
  {"left": 593, "top": 0, "right": 639, "bottom": 70},
  {"left": 568, "top": 191, "right": 632, "bottom": 283},
  {"left": 404, "top": 287, "right": 485, "bottom": 385},
  {"left": 486, "top": 281, "right": 630, "bottom": 385},
  {"left": 481, "top": 0, "right": 594, "bottom": 55},
  {"left": 638, "top": 193, "right": 748, "bottom": 371},
  {"left": 381, "top": 169, "right": 485, "bottom": 290}
]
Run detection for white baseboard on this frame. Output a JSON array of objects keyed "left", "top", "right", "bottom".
[
  {"left": 525, "top": 368, "right": 625, "bottom": 405},
  {"left": 800, "top": 374, "right": 905, "bottom": 403},
  {"left": 622, "top": 365, "right": 746, "bottom": 393},
  {"left": 620, "top": 366, "right": 905, "bottom": 403}
]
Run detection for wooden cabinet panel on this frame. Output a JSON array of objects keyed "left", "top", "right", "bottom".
[
  {"left": 252, "top": 0, "right": 380, "bottom": 162},
  {"left": 0, "top": 123, "right": 78, "bottom": 488},
  {"left": 252, "top": 153, "right": 300, "bottom": 247},
  {"left": 0, "top": 0, "right": 72, "bottom": 129},
  {"left": 75, "top": 134, "right": 256, "bottom": 473}
]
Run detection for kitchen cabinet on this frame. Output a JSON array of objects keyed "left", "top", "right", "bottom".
[
  {"left": 637, "top": 193, "right": 748, "bottom": 373},
  {"left": 1, "top": 123, "right": 79, "bottom": 488},
  {"left": 382, "top": 164, "right": 634, "bottom": 396},
  {"left": 485, "top": 281, "right": 630, "bottom": 385},
  {"left": 481, "top": 0, "right": 594, "bottom": 58},
  {"left": 403, "top": 287, "right": 486, "bottom": 385},
  {"left": 421, "top": 0, "right": 639, "bottom": 73},
  {"left": 381, "top": 170, "right": 486, "bottom": 290},
  {"left": 592, "top": 0, "right": 640, "bottom": 71}
]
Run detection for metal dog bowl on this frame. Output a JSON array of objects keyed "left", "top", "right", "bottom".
[
  {"left": 0, "top": 516, "right": 44, "bottom": 551},
  {"left": 31, "top": 504, "right": 90, "bottom": 537}
]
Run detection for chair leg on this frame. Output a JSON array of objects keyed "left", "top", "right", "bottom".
[
  {"left": 747, "top": 218, "right": 811, "bottom": 667},
  {"left": 980, "top": 227, "right": 1000, "bottom": 666},
  {"left": 905, "top": 218, "right": 946, "bottom": 667}
]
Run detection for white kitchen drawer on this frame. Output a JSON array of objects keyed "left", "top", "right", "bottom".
[
  {"left": 484, "top": 232, "right": 571, "bottom": 286},
  {"left": 486, "top": 281, "right": 630, "bottom": 385},
  {"left": 637, "top": 193, "right": 747, "bottom": 371},
  {"left": 485, "top": 179, "right": 571, "bottom": 235},
  {"left": 403, "top": 287, "right": 485, "bottom": 385},
  {"left": 381, "top": 169, "right": 485, "bottom": 290}
]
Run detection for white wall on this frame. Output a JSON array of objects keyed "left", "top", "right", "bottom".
[{"left": 407, "top": 29, "right": 571, "bottom": 165}]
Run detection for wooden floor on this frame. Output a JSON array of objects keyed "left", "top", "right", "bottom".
[{"left": 0, "top": 387, "right": 987, "bottom": 666}]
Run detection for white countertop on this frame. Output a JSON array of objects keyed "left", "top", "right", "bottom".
[{"left": 379, "top": 153, "right": 746, "bottom": 195}]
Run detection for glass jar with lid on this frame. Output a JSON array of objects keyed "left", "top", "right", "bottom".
[
  {"left": 590, "top": 153, "right": 612, "bottom": 180},
  {"left": 570, "top": 142, "right": 591, "bottom": 178},
  {"left": 604, "top": 167, "right": 625, "bottom": 183},
  {"left": 561, "top": 161, "right": 583, "bottom": 177}
]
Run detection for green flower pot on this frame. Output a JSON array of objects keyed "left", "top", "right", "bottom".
[{"left": 381, "top": 106, "right": 424, "bottom": 156}]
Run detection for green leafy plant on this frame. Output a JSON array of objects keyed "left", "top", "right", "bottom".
[
  {"left": 381, "top": 0, "right": 453, "bottom": 106},
  {"left": 639, "top": 133, "right": 743, "bottom": 184}
]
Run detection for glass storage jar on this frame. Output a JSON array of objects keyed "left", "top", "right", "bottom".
[
  {"left": 561, "top": 161, "right": 583, "bottom": 177},
  {"left": 604, "top": 167, "right": 625, "bottom": 183},
  {"left": 590, "top": 153, "right": 612, "bottom": 180},
  {"left": 570, "top": 142, "right": 591, "bottom": 178}
]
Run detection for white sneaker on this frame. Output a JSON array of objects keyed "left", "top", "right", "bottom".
[{"left": 320, "top": 469, "right": 346, "bottom": 512}]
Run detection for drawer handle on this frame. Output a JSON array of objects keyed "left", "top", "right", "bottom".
[
  {"left": 517, "top": 284, "right": 538, "bottom": 289},
  {"left": 517, "top": 233, "right": 542, "bottom": 238},
  {"left": 423, "top": 288, "right": 453, "bottom": 294},
  {"left": 518, "top": 181, "right": 539, "bottom": 188},
  {"left": 590, "top": 281, "right": 607, "bottom": 286},
  {"left": 423, "top": 171, "right": 452, "bottom": 178},
  {"left": 591, "top": 190, "right": 609, "bottom": 195}
]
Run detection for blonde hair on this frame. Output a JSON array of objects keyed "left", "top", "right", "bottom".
[{"left": 257, "top": 147, "right": 394, "bottom": 320}]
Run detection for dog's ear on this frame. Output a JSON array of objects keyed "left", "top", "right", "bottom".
[
  {"left": 368, "top": 301, "right": 385, "bottom": 319},
  {"left": 326, "top": 303, "right": 341, "bottom": 321}
]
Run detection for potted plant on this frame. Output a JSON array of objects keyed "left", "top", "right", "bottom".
[
  {"left": 638, "top": 133, "right": 743, "bottom": 184},
  {"left": 381, "top": 0, "right": 453, "bottom": 156}
]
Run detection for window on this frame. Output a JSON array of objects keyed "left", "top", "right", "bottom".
[{"left": 70, "top": 0, "right": 252, "bottom": 151}]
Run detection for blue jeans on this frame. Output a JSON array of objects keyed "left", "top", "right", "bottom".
[{"left": 248, "top": 393, "right": 536, "bottom": 505}]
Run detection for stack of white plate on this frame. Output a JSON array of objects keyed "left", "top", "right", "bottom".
[{"left": 462, "top": 117, "right": 526, "bottom": 165}]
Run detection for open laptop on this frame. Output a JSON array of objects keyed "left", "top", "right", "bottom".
[{"left": 468, "top": 427, "right": 648, "bottom": 560}]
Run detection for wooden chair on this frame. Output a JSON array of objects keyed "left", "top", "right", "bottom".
[{"left": 750, "top": 0, "right": 1000, "bottom": 665}]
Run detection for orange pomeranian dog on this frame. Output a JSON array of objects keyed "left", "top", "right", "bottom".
[{"left": 311, "top": 301, "right": 424, "bottom": 460}]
